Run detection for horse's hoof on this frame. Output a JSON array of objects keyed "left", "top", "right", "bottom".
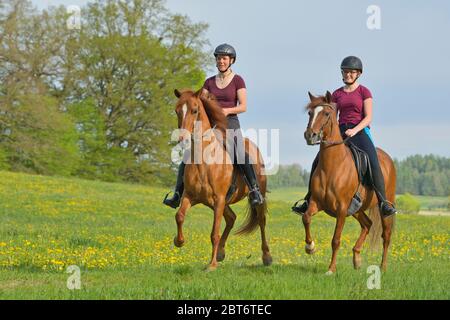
[
  {"left": 353, "top": 255, "right": 362, "bottom": 269},
  {"left": 174, "top": 237, "right": 184, "bottom": 248},
  {"left": 204, "top": 264, "right": 218, "bottom": 272},
  {"left": 263, "top": 255, "right": 273, "bottom": 266},
  {"left": 305, "top": 241, "right": 316, "bottom": 255},
  {"left": 325, "top": 270, "right": 335, "bottom": 276},
  {"left": 216, "top": 250, "right": 226, "bottom": 262}
]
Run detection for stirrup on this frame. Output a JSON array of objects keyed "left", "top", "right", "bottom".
[
  {"left": 347, "top": 192, "right": 362, "bottom": 216},
  {"left": 380, "top": 200, "right": 397, "bottom": 217},
  {"left": 292, "top": 199, "right": 308, "bottom": 216},
  {"left": 248, "top": 186, "right": 264, "bottom": 206}
]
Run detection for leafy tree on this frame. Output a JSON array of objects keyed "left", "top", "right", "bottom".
[
  {"left": 396, "top": 193, "right": 421, "bottom": 214},
  {"left": 268, "top": 164, "right": 309, "bottom": 189},
  {"left": 0, "top": 0, "right": 80, "bottom": 175},
  {"left": 394, "top": 155, "right": 450, "bottom": 196},
  {"left": 1, "top": 0, "right": 211, "bottom": 184},
  {"left": 61, "top": 0, "right": 210, "bottom": 184}
]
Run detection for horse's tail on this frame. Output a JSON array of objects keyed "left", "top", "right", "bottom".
[
  {"left": 367, "top": 205, "right": 396, "bottom": 251},
  {"left": 235, "top": 200, "right": 267, "bottom": 236},
  {"left": 368, "top": 206, "right": 383, "bottom": 251}
]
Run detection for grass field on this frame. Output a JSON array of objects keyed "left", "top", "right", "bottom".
[{"left": 0, "top": 171, "right": 449, "bottom": 299}]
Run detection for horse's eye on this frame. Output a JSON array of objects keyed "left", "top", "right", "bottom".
[
  {"left": 192, "top": 109, "right": 198, "bottom": 114},
  {"left": 308, "top": 111, "right": 312, "bottom": 116},
  {"left": 324, "top": 112, "right": 330, "bottom": 116}
]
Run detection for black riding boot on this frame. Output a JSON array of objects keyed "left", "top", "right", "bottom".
[
  {"left": 163, "top": 162, "right": 185, "bottom": 209},
  {"left": 292, "top": 154, "right": 318, "bottom": 215},
  {"left": 371, "top": 165, "right": 397, "bottom": 217},
  {"left": 238, "top": 162, "right": 264, "bottom": 207},
  {"left": 292, "top": 192, "right": 311, "bottom": 215}
]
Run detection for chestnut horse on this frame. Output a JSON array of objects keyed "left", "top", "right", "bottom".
[
  {"left": 302, "top": 92, "right": 396, "bottom": 274},
  {"left": 171, "top": 89, "right": 272, "bottom": 271}
]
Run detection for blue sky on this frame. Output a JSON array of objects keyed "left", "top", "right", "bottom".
[{"left": 32, "top": 0, "right": 450, "bottom": 168}]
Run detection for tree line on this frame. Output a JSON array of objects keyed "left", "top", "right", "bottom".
[{"left": 269, "top": 155, "right": 450, "bottom": 197}]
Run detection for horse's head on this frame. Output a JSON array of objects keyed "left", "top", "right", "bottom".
[
  {"left": 304, "top": 91, "right": 337, "bottom": 145},
  {"left": 173, "top": 89, "right": 206, "bottom": 144},
  {"left": 173, "top": 89, "right": 227, "bottom": 147}
]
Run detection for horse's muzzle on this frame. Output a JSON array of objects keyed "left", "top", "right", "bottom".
[{"left": 304, "top": 130, "right": 321, "bottom": 145}]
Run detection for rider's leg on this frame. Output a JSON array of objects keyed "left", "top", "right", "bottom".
[
  {"left": 345, "top": 127, "right": 397, "bottom": 217},
  {"left": 292, "top": 152, "right": 319, "bottom": 215},
  {"left": 163, "top": 149, "right": 188, "bottom": 209},
  {"left": 163, "top": 161, "right": 185, "bottom": 209},
  {"left": 227, "top": 117, "right": 264, "bottom": 207}
]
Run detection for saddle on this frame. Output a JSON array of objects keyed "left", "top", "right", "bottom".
[
  {"left": 346, "top": 142, "right": 373, "bottom": 187},
  {"left": 345, "top": 142, "right": 375, "bottom": 215},
  {"left": 226, "top": 168, "right": 239, "bottom": 202}
]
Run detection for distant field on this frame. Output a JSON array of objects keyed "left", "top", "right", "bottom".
[
  {"left": 0, "top": 172, "right": 449, "bottom": 299},
  {"left": 414, "top": 195, "right": 449, "bottom": 211}
]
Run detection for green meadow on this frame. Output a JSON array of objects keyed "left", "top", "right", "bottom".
[{"left": 0, "top": 171, "right": 448, "bottom": 299}]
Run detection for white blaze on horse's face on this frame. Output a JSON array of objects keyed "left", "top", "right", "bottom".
[
  {"left": 182, "top": 103, "right": 188, "bottom": 122},
  {"left": 310, "top": 106, "right": 324, "bottom": 129}
]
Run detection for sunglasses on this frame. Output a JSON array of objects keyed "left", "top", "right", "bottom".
[{"left": 341, "top": 69, "right": 359, "bottom": 75}]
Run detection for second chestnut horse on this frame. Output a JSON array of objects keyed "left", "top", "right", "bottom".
[{"left": 302, "top": 92, "right": 396, "bottom": 274}]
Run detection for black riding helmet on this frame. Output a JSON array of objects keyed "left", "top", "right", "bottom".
[
  {"left": 341, "top": 56, "right": 363, "bottom": 73},
  {"left": 214, "top": 43, "right": 237, "bottom": 63}
]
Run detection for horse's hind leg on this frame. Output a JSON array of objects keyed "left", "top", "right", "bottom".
[
  {"left": 380, "top": 178, "right": 396, "bottom": 271},
  {"left": 381, "top": 212, "right": 394, "bottom": 272},
  {"left": 258, "top": 204, "right": 272, "bottom": 266},
  {"left": 352, "top": 211, "right": 372, "bottom": 269},
  {"left": 217, "top": 205, "right": 236, "bottom": 262},
  {"left": 174, "top": 197, "right": 192, "bottom": 248}
]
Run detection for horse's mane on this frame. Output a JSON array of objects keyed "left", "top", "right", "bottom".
[
  {"left": 178, "top": 90, "right": 228, "bottom": 148},
  {"left": 199, "top": 93, "right": 228, "bottom": 138}
]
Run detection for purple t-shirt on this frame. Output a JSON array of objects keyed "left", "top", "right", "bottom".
[
  {"left": 332, "top": 85, "right": 372, "bottom": 125},
  {"left": 202, "top": 74, "right": 246, "bottom": 108}
]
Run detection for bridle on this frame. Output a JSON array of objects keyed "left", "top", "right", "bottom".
[
  {"left": 308, "top": 103, "right": 351, "bottom": 147},
  {"left": 180, "top": 100, "right": 218, "bottom": 143}
]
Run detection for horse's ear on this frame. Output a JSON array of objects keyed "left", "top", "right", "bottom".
[
  {"left": 174, "top": 89, "right": 181, "bottom": 98},
  {"left": 308, "top": 91, "right": 316, "bottom": 101},
  {"left": 325, "top": 91, "right": 332, "bottom": 103},
  {"left": 194, "top": 89, "right": 203, "bottom": 99}
]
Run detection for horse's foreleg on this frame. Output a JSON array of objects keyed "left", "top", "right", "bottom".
[
  {"left": 352, "top": 211, "right": 372, "bottom": 269},
  {"left": 174, "top": 197, "right": 191, "bottom": 248},
  {"left": 207, "top": 196, "right": 226, "bottom": 271},
  {"left": 327, "top": 213, "right": 346, "bottom": 275},
  {"left": 302, "top": 200, "right": 319, "bottom": 255},
  {"left": 217, "top": 205, "right": 236, "bottom": 262}
]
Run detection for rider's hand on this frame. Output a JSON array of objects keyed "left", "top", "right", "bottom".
[
  {"left": 222, "top": 108, "right": 229, "bottom": 117},
  {"left": 345, "top": 128, "right": 358, "bottom": 137}
]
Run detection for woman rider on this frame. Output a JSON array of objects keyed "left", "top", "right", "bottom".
[
  {"left": 163, "top": 43, "right": 264, "bottom": 209},
  {"left": 292, "top": 56, "right": 397, "bottom": 217}
]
